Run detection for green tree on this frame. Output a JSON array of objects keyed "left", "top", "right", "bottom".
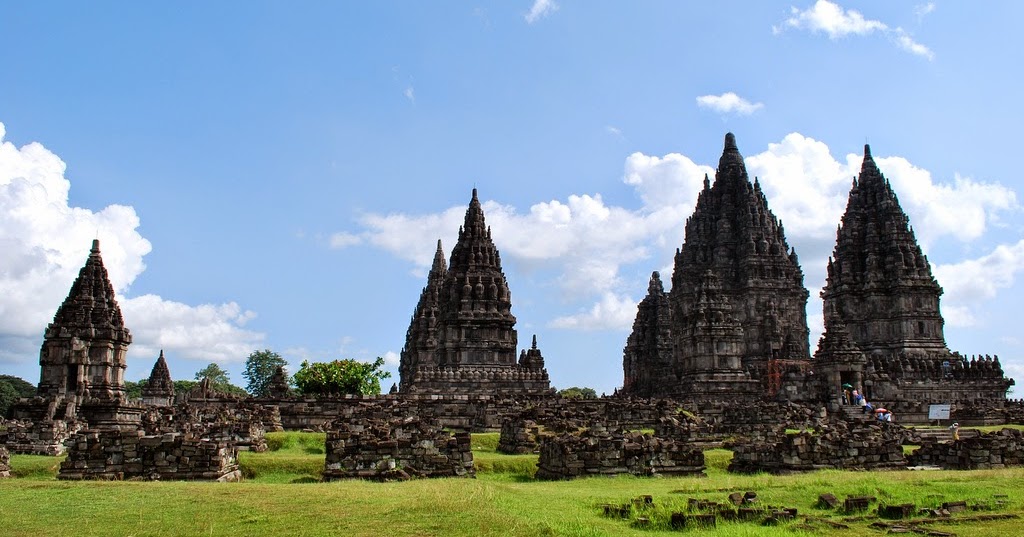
[
  {"left": 558, "top": 386, "right": 598, "bottom": 399},
  {"left": 195, "top": 363, "right": 231, "bottom": 385},
  {"left": 242, "top": 349, "right": 287, "bottom": 397},
  {"left": 191, "top": 365, "right": 248, "bottom": 397},
  {"left": 0, "top": 375, "right": 35, "bottom": 417},
  {"left": 123, "top": 379, "right": 147, "bottom": 400},
  {"left": 293, "top": 357, "right": 390, "bottom": 396}
]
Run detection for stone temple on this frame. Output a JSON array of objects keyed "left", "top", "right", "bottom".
[
  {"left": 623, "top": 133, "right": 811, "bottom": 399},
  {"left": 399, "top": 189, "right": 551, "bottom": 395},
  {"left": 810, "top": 144, "right": 1012, "bottom": 411},
  {"left": 624, "top": 134, "right": 1012, "bottom": 416}
]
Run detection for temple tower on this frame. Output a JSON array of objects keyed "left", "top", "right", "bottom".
[
  {"left": 399, "top": 189, "right": 550, "bottom": 395},
  {"left": 399, "top": 239, "right": 447, "bottom": 391},
  {"left": 622, "top": 272, "right": 673, "bottom": 398},
  {"left": 669, "top": 133, "right": 811, "bottom": 381},
  {"left": 435, "top": 188, "right": 518, "bottom": 367},
  {"left": 141, "top": 350, "right": 175, "bottom": 406},
  {"left": 821, "top": 144, "right": 947, "bottom": 355},
  {"left": 38, "top": 240, "right": 131, "bottom": 402}
]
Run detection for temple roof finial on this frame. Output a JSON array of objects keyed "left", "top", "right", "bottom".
[
  {"left": 90, "top": 239, "right": 101, "bottom": 256},
  {"left": 724, "top": 132, "right": 737, "bottom": 151},
  {"left": 864, "top": 143, "right": 872, "bottom": 158}
]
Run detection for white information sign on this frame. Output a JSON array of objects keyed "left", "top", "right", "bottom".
[{"left": 928, "top": 404, "right": 951, "bottom": 420}]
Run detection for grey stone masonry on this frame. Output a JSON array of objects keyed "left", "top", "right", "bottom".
[
  {"left": 535, "top": 424, "right": 705, "bottom": 480},
  {"left": 908, "top": 427, "right": 1024, "bottom": 469},
  {"left": 58, "top": 428, "right": 240, "bottom": 481},
  {"left": 323, "top": 415, "right": 474, "bottom": 481},
  {"left": 0, "top": 445, "right": 10, "bottom": 478}
]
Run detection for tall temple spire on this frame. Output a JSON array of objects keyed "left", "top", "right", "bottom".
[
  {"left": 38, "top": 240, "right": 132, "bottom": 401},
  {"left": 142, "top": 350, "right": 174, "bottom": 406},
  {"left": 820, "top": 144, "right": 946, "bottom": 355},
  {"left": 400, "top": 189, "right": 549, "bottom": 395}
]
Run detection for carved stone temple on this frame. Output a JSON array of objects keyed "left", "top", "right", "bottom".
[
  {"left": 141, "top": 350, "right": 175, "bottom": 407},
  {"left": 810, "top": 145, "right": 1013, "bottom": 409},
  {"left": 623, "top": 133, "right": 811, "bottom": 399},
  {"left": 399, "top": 189, "right": 551, "bottom": 395},
  {"left": 14, "top": 239, "right": 141, "bottom": 429}
]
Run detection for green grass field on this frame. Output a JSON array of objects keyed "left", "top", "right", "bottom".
[{"left": 2, "top": 432, "right": 1022, "bottom": 536}]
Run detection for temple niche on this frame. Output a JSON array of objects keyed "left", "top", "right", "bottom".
[
  {"left": 399, "top": 189, "right": 551, "bottom": 395},
  {"left": 622, "top": 133, "right": 811, "bottom": 400},
  {"left": 813, "top": 145, "right": 1013, "bottom": 410}
]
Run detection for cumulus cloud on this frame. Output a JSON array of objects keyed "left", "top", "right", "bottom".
[
  {"left": 122, "top": 295, "right": 263, "bottom": 363},
  {"left": 382, "top": 350, "right": 400, "bottom": 366},
  {"left": 933, "top": 240, "right": 1024, "bottom": 325},
  {"left": 0, "top": 121, "right": 264, "bottom": 368},
  {"left": 525, "top": 0, "right": 558, "bottom": 24},
  {"left": 550, "top": 292, "right": 638, "bottom": 331},
  {"left": 696, "top": 93, "right": 764, "bottom": 116},
  {"left": 776, "top": 0, "right": 934, "bottom": 60}
]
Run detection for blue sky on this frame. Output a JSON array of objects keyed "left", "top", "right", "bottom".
[{"left": 1, "top": 1, "right": 1022, "bottom": 396}]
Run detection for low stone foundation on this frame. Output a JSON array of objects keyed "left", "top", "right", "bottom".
[
  {"left": 0, "top": 445, "right": 10, "bottom": 478},
  {"left": 323, "top": 416, "right": 474, "bottom": 481},
  {"left": 908, "top": 428, "right": 1024, "bottom": 469},
  {"left": 534, "top": 425, "right": 705, "bottom": 480},
  {"left": 57, "top": 428, "right": 240, "bottom": 481},
  {"left": 0, "top": 418, "right": 80, "bottom": 455},
  {"left": 141, "top": 403, "right": 271, "bottom": 452},
  {"left": 728, "top": 420, "right": 907, "bottom": 474}
]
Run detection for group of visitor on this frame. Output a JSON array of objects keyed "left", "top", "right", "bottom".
[{"left": 842, "top": 386, "right": 894, "bottom": 422}]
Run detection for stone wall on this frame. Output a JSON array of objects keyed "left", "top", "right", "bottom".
[
  {"left": 141, "top": 402, "right": 272, "bottom": 452},
  {"left": 728, "top": 420, "right": 907, "bottom": 474},
  {"left": 58, "top": 428, "right": 240, "bottom": 481},
  {"left": 908, "top": 428, "right": 1024, "bottom": 470},
  {"left": 0, "top": 417, "right": 80, "bottom": 455},
  {"left": 323, "top": 416, "right": 473, "bottom": 481},
  {"left": 0, "top": 445, "right": 10, "bottom": 478},
  {"left": 534, "top": 425, "right": 705, "bottom": 480}
]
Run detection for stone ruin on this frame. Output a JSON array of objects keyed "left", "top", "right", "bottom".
[
  {"left": 141, "top": 402, "right": 272, "bottom": 452},
  {"left": 728, "top": 419, "right": 908, "bottom": 474},
  {"left": 58, "top": 428, "right": 240, "bottom": 481},
  {"left": 0, "top": 445, "right": 10, "bottom": 478},
  {"left": 0, "top": 411, "right": 81, "bottom": 455},
  {"left": 534, "top": 423, "right": 705, "bottom": 480},
  {"left": 908, "top": 428, "right": 1024, "bottom": 470},
  {"left": 323, "top": 415, "right": 473, "bottom": 481},
  {"left": 399, "top": 189, "right": 551, "bottom": 396}
]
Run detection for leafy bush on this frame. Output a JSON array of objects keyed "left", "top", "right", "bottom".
[{"left": 292, "top": 357, "right": 390, "bottom": 396}]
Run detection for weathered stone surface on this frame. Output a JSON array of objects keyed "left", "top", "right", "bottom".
[
  {"left": 623, "top": 133, "right": 810, "bottom": 400},
  {"left": 323, "top": 415, "right": 473, "bottom": 481},
  {"left": 400, "top": 190, "right": 551, "bottom": 396},
  {"left": 535, "top": 426, "right": 705, "bottom": 480},
  {"left": 728, "top": 419, "right": 907, "bottom": 474},
  {"left": 908, "top": 427, "right": 1024, "bottom": 469},
  {"left": 0, "top": 445, "right": 10, "bottom": 478}
]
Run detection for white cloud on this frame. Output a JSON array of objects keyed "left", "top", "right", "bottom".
[
  {"left": 933, "top": 240, "right": 1024, "bottom": 318},
  {"left": 329, "top": 231, "right": 362, "bottom": 249},
  {"left": 779, "top": 0, "right": 887, "bottom": 38},
  {"left": 549, "top": 292, "right": 637, "bottom": 331},
  {"left": 914, "top": 3, "right": 935, "bottom": 19},
  {"left": 382, "top": 350, "right": 400, "bottom": 366},
  {"left": 894, "top": 28, "right": 934, "bottom": 60},
  {"left": 696, "top": 92, "right": 764, "bottom": 116},
  {"left": 525, "top": 0, "right": 558, "bottom": 24},
  {"left": 605, "top": 125, "right": 623, "bottom": 138},
  {"left": 0, "top": 121, "right": 265, "bottom": 368},
  {"left": 122, "top": 295, "right": 263, "bottom": 364},
  {"left": 776, "top": 0, "right": 934, "bottom": 60},
  {"left": 404, "top": 86, "right": 415, "bottom": 103}
]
